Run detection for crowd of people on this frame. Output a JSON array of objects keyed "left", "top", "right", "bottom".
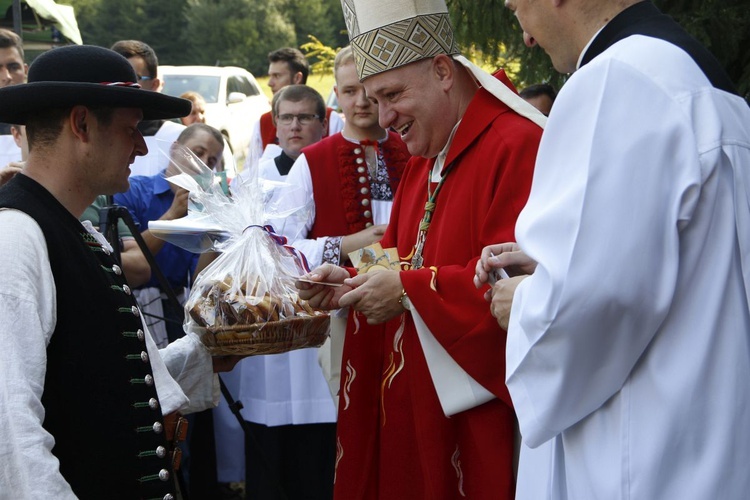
[{"left": 0, "top": 0, "right": 749, "bottom": 499}]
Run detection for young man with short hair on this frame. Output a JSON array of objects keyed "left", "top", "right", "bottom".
[
  {"left": 0, "top": 44, "right": 227, "bottom": 500},
  {"left": 243, "top": 47, "right": 344, "bottom": 171}
]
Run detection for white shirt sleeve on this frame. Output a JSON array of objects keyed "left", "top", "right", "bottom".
[
  {"left": 0, "top": 210, "right": 77, "bottom": 499},
  {"left": 506, "top": 59, "right": 700, "bottom": 447},
  {"left": 157, "top": 334, "right": 219, "bottom": 415},
  {"left": 243, "top": 119, "right": 264, "bottom": 172},
  {"left": 270, "top": 153, "right": 331, "bottom": 268}
]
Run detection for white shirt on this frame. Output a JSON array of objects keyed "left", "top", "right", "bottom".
[
  {"left": 508, "top": 36, "right": 750, "bottom": 499},
  {"left": 276, "top": 135, "right": 393, "bottom": 268},
  {"left": 0, "top": 210, "right": 218, "bottom": 499},
  {"left": 213, "top": 142, "right": 338, "bottom": 484},
  {"left": 232, "top": 144, "right": 340, "bottom": 427},
  {"left": 257, "top": 147, "right": 286, "bottom": 183}
]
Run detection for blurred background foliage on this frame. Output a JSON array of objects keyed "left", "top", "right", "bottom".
[{"left": 64, "top": 0, "right": 748, "bottom": 99}]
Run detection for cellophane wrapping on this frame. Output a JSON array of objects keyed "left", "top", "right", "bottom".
[{"left": 165, "top": 145, "right": 330, "bottom": 356}]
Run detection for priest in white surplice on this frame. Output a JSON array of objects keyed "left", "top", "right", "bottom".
[{"left": 476, "top": 1, "right": 750, "bottom": 499}]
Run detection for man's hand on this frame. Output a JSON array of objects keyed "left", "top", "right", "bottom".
[
  {"left": 489, "top": 275, "right": 527, "bottom": 330},
  {"left": 0, "top": 162, "right": 23, "bottom": 187},
  {"left": 341, "top": 224, "right": 387, "bottom": 257},
  {"left": 162, "top": 187, "right": 189, "bottom": 221},
  {"left": 295, "top": 264, "right": 353, "bottom": 310},
  {"left": 338, "top": 270, "right": 404, "bottom": 324},
  {"left": 474, "top": 242, "right": 537, "bottom": 289}
]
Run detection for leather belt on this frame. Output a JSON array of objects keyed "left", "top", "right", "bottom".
[{"left": 163, "top": 412, "right": 188, "bottom": 471}]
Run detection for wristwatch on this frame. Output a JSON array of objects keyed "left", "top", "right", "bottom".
[{"left": 399, "top": 289, "right": 411, "bottom": 311}]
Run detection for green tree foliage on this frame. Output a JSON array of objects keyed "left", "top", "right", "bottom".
[
  {"left": 660, "top": 0, "right": 750, "bottom": 99},
  {"left": 184, "top": 0, "right": 296, "bottom": 73},
  {"left": 447, "top": 0, "right": 750, "bottom": 99},
  {"left": 301, "top": 35, "right": 339, "bottom": 78},
  {"left": 73, "top": 0, "right": 145, "bottom": 47},
  {"left": 141, "top": 0, "right": 189, "bottom": 65},
  {"left": 66, "top": 0, "right": 346, "bottom": 77},
  {"left": 67, "top": 0, "right": 745, "bottom": 98}
]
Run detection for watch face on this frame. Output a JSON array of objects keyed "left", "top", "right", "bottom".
[{"left": 400, "top": 291, "right": 411, "bottom": 311}]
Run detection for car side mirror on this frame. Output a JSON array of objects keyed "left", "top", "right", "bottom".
[{"left": 227, "top": 92, "right": 247, "bottom": 104}]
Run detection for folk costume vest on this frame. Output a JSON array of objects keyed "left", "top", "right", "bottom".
[
  {"left": 304, "top": 131, "right": 409, "bottom": 238},
  {"left": 0, "top": 175, "right": 175, "bottom": 500}
]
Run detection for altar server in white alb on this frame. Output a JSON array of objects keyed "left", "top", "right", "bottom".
[{"left": 476, "top": 0, "right": 750, "bottom": 499}]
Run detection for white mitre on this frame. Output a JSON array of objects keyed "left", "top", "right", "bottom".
[{"left": 340, "top": 0, "right": 546, "bottom": 129}]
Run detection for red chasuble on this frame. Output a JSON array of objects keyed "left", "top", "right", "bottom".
[{"left": 334, "top": 87, "right": 542, "bottom": 499}]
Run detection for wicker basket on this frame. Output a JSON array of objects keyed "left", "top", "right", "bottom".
[{"left": 199, "top": 313, "right": 331, "bottom": 356}]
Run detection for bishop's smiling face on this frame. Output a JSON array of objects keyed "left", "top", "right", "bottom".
[{"left": 363, "top": 58, "right": 455, "bottom": 159}]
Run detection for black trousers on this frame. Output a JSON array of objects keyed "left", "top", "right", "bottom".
[{"left": 244, "top": 421, "right": 336, "bottom": 500}]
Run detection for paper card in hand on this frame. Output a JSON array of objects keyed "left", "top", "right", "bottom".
[{"left": 349, "top": 243, "right": 402, "bottom": 274}]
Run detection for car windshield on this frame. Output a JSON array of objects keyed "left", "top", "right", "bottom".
[{"left": 161, "top": 75, "right": 221, "bottom": 104}]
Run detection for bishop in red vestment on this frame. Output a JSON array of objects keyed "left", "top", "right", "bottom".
[{"left": 298, "top": 2, "right": 546, "bottom": 497}]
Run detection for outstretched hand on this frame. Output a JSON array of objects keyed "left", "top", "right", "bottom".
[{"left": 295, "top": 263, "right": 353, "bottom": 310}]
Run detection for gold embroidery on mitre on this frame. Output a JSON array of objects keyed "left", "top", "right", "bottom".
[
  {"left": 341, "top": 0, "right": 360, "bottom": 38},
  {"left": 350, "top": 13, "right": 459, "bottom": 80}
]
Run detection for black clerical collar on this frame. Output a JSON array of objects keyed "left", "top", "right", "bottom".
[
  {"left": 580, "top": 1, "right": 737, "bottom": 95},
  {"left": 274, "top": 151, "right": 296, "bottom": 176}
]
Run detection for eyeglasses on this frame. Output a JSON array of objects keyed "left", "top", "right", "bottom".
[
  {"left": 276, "top": 113, "right": 320, "bottom": 126},
  {"left": 136, "top": 75, "right": 152, "bottom": 81}
]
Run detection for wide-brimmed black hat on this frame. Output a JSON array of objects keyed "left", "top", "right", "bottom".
[{"left": 0, "top": 44, "right": 191, "bottom": 124}]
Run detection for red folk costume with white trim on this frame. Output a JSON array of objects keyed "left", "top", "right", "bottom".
[
  {"left": 303, "top": 130, "right": 409, "bottom": 239},
  {"left": 333, "top": 87, "right": 542, "bottom": 499}
]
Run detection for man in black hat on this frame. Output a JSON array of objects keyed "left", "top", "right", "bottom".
[
  {"left": 0, "top": 45, "right": 230, "bottom": 499},
  {"left": 111, "top": 39, "right": 186, "bottom": 178}
]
